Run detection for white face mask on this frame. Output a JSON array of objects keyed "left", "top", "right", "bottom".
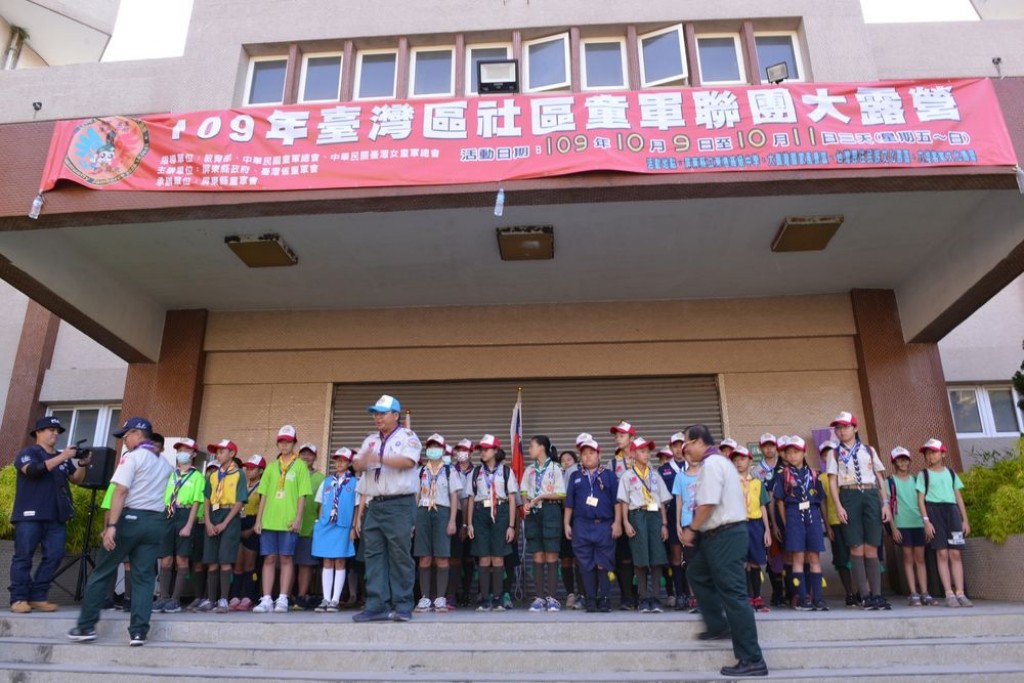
[
  {"left": 176, "top": 452, "right": 192, "bottom": 465},
  {"left": 456, "top": 452, "right": 469, "bottom": 463},
  {"left": 442, "top": 455, "right": 452, "bottom": 466}
]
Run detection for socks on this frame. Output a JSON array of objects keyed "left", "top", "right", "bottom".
[
  {"left": 865, "top": 556, "right": 882, "bottom": 596},
  {"left": 172, "top": 569, "right": 188, "bottom": 601},
  {"left": 782, "top": 564, "right": 793, "bottom": 599},
  {"left": 810, "top": 572, "right": 823, "bottom": 603},
  {"left": 322, "top": 569, "right": 334, "bottom": 603},
  {"left": 206, "top": 570, "right": 219, "bottom": 602},
  {"left": 193, "top": 568, "right": 207, "bottom": 601},
  {"left": 838, "top": 567, "right": 853, "bottom": 595},
  {"left": 750, "top": 567, "right": 763, "bottom": 599},
  {"left": 546, "top": 562, "right": 558, "bottom": 599},
  {"left": 332, "top": 569, "right": 346, "bottom": 603},
  {"left": 793, "top": 572, "right": 807, "bottom": 602},
  {"left": 652, "top": 567, "right": 664, "bottom": 600},
  {"left": 534, "top": 563, "right": 546, "bottom": 598},
  {"left": 493, "top": 566, "right": 505, "bottom": 599},
  {"left": 436, "top": 567, "right": 449, "bottom": 602},
  {"left": 563, "top": 563, "right": 575, "bottom": 595},
  {"left": 420, "top": 566, "right": 433, "bottom": 599},
  {"left": 220, "top": 571, "right": 231, "bottom": 602},
  {"left": 479, "top": 566, "right": 492, "bottom": 601},
  {"left": 636, "top": 567, "right": 649, "bottom": 600},
  {"left": 618, "top": 562, "right": 635, "bottom": 603},
  {"left": 851, "top": 555, "right": 869, "bottom": 596},
  {"left": 158, "top": 567, "right": 172, "bottom": 599}
]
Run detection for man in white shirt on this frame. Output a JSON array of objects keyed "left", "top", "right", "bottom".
[{"left": 680, "top": 425, "right": 767, "bottom": 678}]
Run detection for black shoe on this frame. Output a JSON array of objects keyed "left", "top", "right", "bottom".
[
  {"left": 597, "top": 597, "right": 611, "bottom": 613},
  {"left": 129, "top": 631, "right": 147, "bottom": 647},
  {"left": 875, "top": 595, "right": 891, "bottom": 611},
  {"left": 352, "top": 609, "right": 391, "bottom": 623},
  {"left": 585, "top": 598, "right": 597, "bottom": 613},
  {"left": 391, "top": 609, "right": 413, "bottom": 622},
  {"left": 812, "top": 600, "right": 830, "bottom": 612},
  {"left": 721, "top": 659, "right": 768, "bottom": 677},
  {"left": 794, "top": 599, "right": 814, "bottom": 612},
  {"left": 697, "top": 629, "right": 732, "bottom": 641},
  {"left": 67, "top": 626, "right": 97, "bottom": 642},
  {"left": 862, "top": 594, "right": 879, "bottom": 611},
  {"left": 845, "top": 593, "right": 857, "bottom": 608}
]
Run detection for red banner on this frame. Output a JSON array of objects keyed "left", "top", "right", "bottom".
[{"left": 39, "top": 78, "right": 1016, "bottom": 193}]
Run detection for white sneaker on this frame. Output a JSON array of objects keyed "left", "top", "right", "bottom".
[
  {"left": 432, "top": 596, "right": 448, "bottom": 612},
  {"left": 414, "top": 597, "right": 433, "bottom": 613},
  {"left": 314, "top": 599, "right": 331, "bottom": 613},
  {"left": 273, "top": 596, "right": 289, "bottom": 613},
  {"left": 214, "top": 598, "right": 229, "bottom": 613},
  {"left": 565, "top": 593, "right": 577, "bottom": 610},
  {"left": 546, "top": 597, "right": 561, "bottom": 612},
  {"left": 326, "top": 600, "right": 340, "bottom": 613},
  {"left": 529, "top": 597, "right": 546, "bottom": 612},
  {"left": 252, "top": 596, "right": 274, "bottom": 613}
]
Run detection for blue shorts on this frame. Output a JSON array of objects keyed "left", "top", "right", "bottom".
[
  {"left": 746, "top": 518, "right": 767, "bottom": 566},
  {"left": 897, "top": 526, "right": 926, "bottom": 548},
  {"left": 260, "top": 529, "right": 298, "bottom": 557},
  {"left": 783, "top": 506, "right": 825, "bottom": 554}
]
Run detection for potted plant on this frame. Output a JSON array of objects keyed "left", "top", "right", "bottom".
[{"left": 959, "top": 437, "right": 1024, "bottom": 601}]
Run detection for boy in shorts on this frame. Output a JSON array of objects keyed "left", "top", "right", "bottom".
[
  {"left": 200, "top": 439, "right": 248, "bottom": 613},
  {"left": 617, "top": 437, "right": 671, "bottom": 614},
  {"left": 155, "top": 438, "right": 204, "bottom": 613}
]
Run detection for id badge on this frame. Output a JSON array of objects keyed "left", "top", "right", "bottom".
[
  {"left": 212, "top": 504, "right": 221, "bottom": 512},
  {"left": 798, "top": 501, "right": 810, "bottom": 511},
  {"left": 483, "top": 499, "right": 492, "bottom": 508},
  {"left": 586, "top": 496, "right": 599, "bottom": 507},
  {"left": 950, "top": 531, "right": 965, "bottom": 546},
  {"left": 646, "top": 502, "right": 659, "bottom": 512},
  {"left": 275, "top": 491, "right": 285, "bottom": 500}
]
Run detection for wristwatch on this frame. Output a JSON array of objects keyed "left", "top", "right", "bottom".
[{"left": 106, "top": 523, "right": 116, "bottom": 528}]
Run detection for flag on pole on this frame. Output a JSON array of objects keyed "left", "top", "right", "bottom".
[{"left": 510, "top": 387, "right": 525, "bottom": 482}]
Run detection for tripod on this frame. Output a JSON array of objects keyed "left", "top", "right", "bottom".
[{"left": 53, "top": 488, "right": 100, "bottom": 602}]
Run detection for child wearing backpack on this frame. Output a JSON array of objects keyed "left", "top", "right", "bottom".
[
  {"left": 887, "top": 447, "right": 933, "bottom": 606},
  {"left": 916, "top": 439, "right": 972, "bottom": 608},
  {"left": 466, "top": 435, "right": 518, "bottom": 611},
  {"left": 773, "top": 436, "right": 827, "bottom": 611}
]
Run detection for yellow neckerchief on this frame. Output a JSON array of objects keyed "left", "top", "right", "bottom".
[
  {"left": 740, "top": 472, "right": 756, "bottom": 516},
  {"left": 277, "top": 453, "right": 297, "bottom": 492},
  {"left": 212, "top": 465, "right": 238, "bottom": 504},
  {"left": 633, "top": 462, "right": 654, "bottom": 507}
]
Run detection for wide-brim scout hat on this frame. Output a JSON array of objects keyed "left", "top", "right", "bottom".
[
  {"left": 919, "top": 438, "right": 947, "bottom": 454},
  {"left": 30, "top": 416, "right": 66, "bottom": 436}
]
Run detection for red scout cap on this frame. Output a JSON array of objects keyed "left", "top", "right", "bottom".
[
  {"left": 783, "top": 436, "right": 807, "bottom": 452},
  {"left": 244, "top": 454, "right": 267, "bottom": 469},
  {"left": 207, "top": 439, "right": 238, "bottom": 454},
  {"left": 919, "top": 438, "right": 947, "bottom": 454},
  {"left": 173, "top": 437, "right": 198, "bottom": 451},
  {"left": 331, "top": 448, "right": 353, "bottom": 461},
  {"left": 629, "top": 437, "right": 655, "bottom": 452},
  {"left": 475, "top": 434, "right": 500, "bottom": 450},
  {"left": 732, "top": 445, "right": 752, "bottom": 458},
  {"left": 830, "top": 412, "right": 858, "bottom": 428},
  {"left": 610, "top": 421, "right": 636, "bottom": 436}
]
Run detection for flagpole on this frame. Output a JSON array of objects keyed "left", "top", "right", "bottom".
[{"left": 512, "top": 386, "right": 526, "bottom": 603}]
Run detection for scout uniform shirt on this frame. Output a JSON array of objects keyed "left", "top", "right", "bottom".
[
  {"left": 520, "top": 460, "right": 566, "bottom": 507},
  {"left": 100, "top": 450, "right": 134, "bottom": 510},
  {"left": 470, "top": 463, "right": 519, "bottom": 507},
  {"left": 300, "top": 469, "right": 326, "bottom": 537},
  {"left": 417, "top": 463, "right": 463, "bottom": 508},
  {"left": 257, "top": 453, "right": 313, "bottom": 531},
  {"left": 206, "top": 464, "right": 249, "bottom": 511},
  {"left": 565, "top": 466, "right": 618, "bottom": 522},
  {"left": 454, "top": 464, "right": 475, "bottom": 503},
  {"left": 356, "top": 427, "right": 422, "bottom": 497},
  {"left": 740, "top": 474, "right": 770, "bottom": 520},
  {"left": 164, "top": 467, "right": 205, "bottom": 514},
  {"left": 826, "top": 441, "right": 885, "bottom": 487},
  {"left": 694, "top": 450, "right": 747, "bottom": 531},
  {"left": 617, "top": 464, "right": 672, "bottom": 510},
  {"left": 242, "top": 478, "right": 261, "bottom": 519},
  {"left": 111, "top": 441, "right": 174, "bottom": 512},
  {"left": 611, "top": 449, "right": 632, "bottom": 479}
]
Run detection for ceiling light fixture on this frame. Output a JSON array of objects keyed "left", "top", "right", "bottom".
[
  {"left": 496, "top": 225, "right": 554, "bottom": 261},
  {"left": 771, "top": 215, "right": 843, "bottom": 252},
  {"left": 225, "top": 233, "right": 298, "bottom": 267}
]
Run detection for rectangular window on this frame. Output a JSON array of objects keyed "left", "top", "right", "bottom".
[
  {"left": 410, "top": 47, "right": 455, "bottom": 97},
  {"left": 355, "top": 50, "right": 398, "bottom": 100},
  {"left": 754, "top": 32, "right": 803, "bottom": 82},
  {"left": 949, "top": 389, "right": 983, "bottom": 434},
  {"left": 948, "top": 385, "right": 1023, "bottom": 436},
  {"left": 245, "top": 56, "right": 288, "bottom": 106},
  {"left": 524, "top": 33, "right": 570, "bottom": 92},
  {"left": 47, "top": 405, "right": 122, "bottom": 451},
  {"left": 988, "top": 387, "right": 1022, "bottom": 434},
  {"left": 638, "top": 24, "right": 687, "bottom": 87},
  {"left": 299, "top": 52, "right": 343, "bottom": 103},
  {"left": 466, "top": 43, "right": 512, "bottom": 95},
  {"left": 581, "top": 38, "right": 627, "bottom": 90},
  {"left": 696, "top": 34, "right": 745, "bottom": 84}
]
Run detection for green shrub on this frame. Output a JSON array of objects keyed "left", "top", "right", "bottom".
[
  {"left": 961, "top": 437, "right": 1024, "bottom": 543},
  {"left": 0, "top": 465, "right": 105, "bottom": 553}
]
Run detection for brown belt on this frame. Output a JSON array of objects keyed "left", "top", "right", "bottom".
[{"left": 840, "top": 484, "right": 876, "bottom": 491}]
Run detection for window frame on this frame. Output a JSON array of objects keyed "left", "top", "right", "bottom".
[
  {"left": 754, "top": 30, "right": 805, "bottom": 83},
  {"left": 523, "top": 32, "right": 571, "bottom": 93},
  {"left": 353, "top": 48, "right": 399, "bottom": 101},
  {"left": 580, "top": 37, "right": 629, "bottom": 91},
  {"left": 298, "top": 51, "right": 344, "bottom": 104},
  {"left": 637, "top": 23, "right": 688, "bottom": 88},
  {"left": 244, "top": 55, "right": 289, "bottom": 106},
  {"left": 948, "top": 384, "right": 1024, "bottom": 437},
  {"left": 695, "top": 32, "right": 747, "bottom": 85},
  {"left": 45, "top": 404, "right": 123, "bottom": 451},
  {"left": 465, "top": 42, "right": 513, "bottom": 96},
  {"left": 409, "top": 45, "right": 456, "bottom": 98}
]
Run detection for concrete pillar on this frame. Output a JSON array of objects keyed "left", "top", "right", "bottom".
[{"left": 118, "top": 310, "right": 207, "bottom": 439}]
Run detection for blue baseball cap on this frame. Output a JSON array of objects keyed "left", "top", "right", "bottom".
[
  {"left": 367, "top": 394, "right": 401, "bottom": 414},
  {"left": 112, "top": 416, "right": 153, "bottom": 438},
  {"left": 30, "top": 416, "right": 65, "bottom": 436}
]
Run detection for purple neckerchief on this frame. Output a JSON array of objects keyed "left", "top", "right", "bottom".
[
  {"left": 138, "top": 440, "right": 163, "bottom": 456},
  {"left": 700, "top": 446, "right": 722, "bottom": 462}
]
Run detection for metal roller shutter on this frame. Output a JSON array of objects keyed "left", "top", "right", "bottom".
[{"left": 330, "top": 376, "right": 722, "bottom": 459}]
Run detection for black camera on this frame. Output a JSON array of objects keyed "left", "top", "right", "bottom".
[{"left": 73, "top": 438, "right": 93, "bottom": 461}]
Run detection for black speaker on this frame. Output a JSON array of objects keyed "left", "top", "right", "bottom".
[{"left": 78, "top": 447, "right": 117, "bottom": 490}]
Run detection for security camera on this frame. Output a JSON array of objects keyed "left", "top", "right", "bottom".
[{"left": 32, "top": 102, "right": 42, "bottom": 111}]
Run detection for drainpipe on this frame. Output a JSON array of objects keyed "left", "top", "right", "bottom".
[{"left": 3, "top": 25, "right": 28, "bottom": 70}]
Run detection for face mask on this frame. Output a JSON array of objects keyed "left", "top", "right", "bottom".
[
  {"left": 457, "top": 452, "right": 469, "bottom": 463},
  {"left": 176, "top": 452, "right": 192, "bottom": 465},
  {"left": 442, "top": 455, "right": 452, "bottom": 466},
  {"left": 426, "top": 447, "right": 444, "bottom": 460}
]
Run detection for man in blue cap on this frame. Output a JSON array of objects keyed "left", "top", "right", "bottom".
[
  {"left": 68, "top": 417, "right": 172, "bottom": 646},
  {"left": 352, "top": 395, "right": 421, "bottom": 622},
  {"left": 9, "top": 416, "right": 92, "bottom": 613}
]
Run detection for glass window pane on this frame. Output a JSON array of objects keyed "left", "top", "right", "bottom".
[
  {"left": 988, "top": 389, "right": 1021, "bottom": 433},
  {"left": 248, "top": 59, "right": 287, "bottom": 104},
  {"left": 413, "top": 49, "right": 453, "bottom": 96},
  {"left": 949, "top": 390, "right": 983, "bottom": 433},
  {"left": 51, "top": 410, "right": 74, "bottom": 450},
  {"left": 527, "top": 37, "right": 567, "bottom": 90},
  {"left": 755, "top": 35, "right": 798, "bottom": 81},
  {"left": 584, "top": 42, "right": 624, "bottom": 88},
  {"left": 302, "top": 55, "right": 342, "bottom": 102},
  {"left": 469, "top": 47, "right": 509, "bottom": 94},
  {"left": 107, "top": 408, "right": 121, "bottom": 450},
  {"left": 641, "top": 30, "right": 684, "bottom": 84},
  {"left": 358, "top": 53, "right": 396, "bottom": 99},
  {"left": 698, "top": 37, "right": 741, "bottom": 83},
  {"left": 71, "top": 409, "right": 100, "bottom": 448}
]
